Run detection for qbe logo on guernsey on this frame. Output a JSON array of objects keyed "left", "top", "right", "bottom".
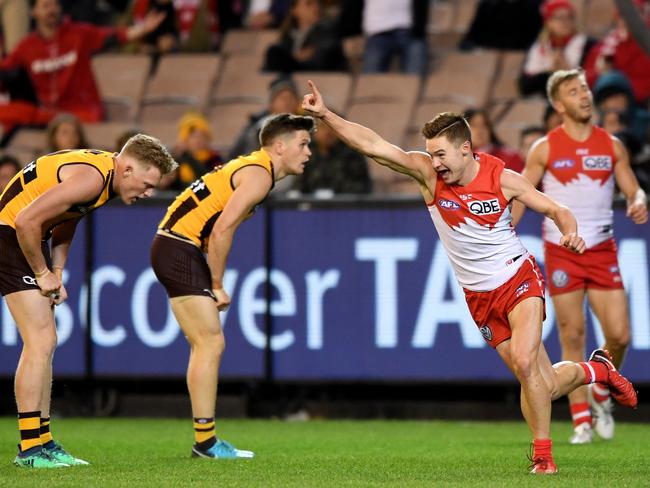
[
  {"left": 582, "top": 155, "right": 612, "bottom": 171},
  {"left": 468, "top": 199, "right": 501, "bottom": 216}
]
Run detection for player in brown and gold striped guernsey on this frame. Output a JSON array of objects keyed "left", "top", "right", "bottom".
[
  {"left": 151, "top": 113, "right": 315, "bottom": 459},
  {"left": 0, "top": 135, "right": 177, "bottom": 468}
]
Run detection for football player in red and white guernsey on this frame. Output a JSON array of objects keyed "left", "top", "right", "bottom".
[
  {"left": 513, "top": 69, "right": 647, "bottom": 445},
  {"left": 302, "top": 80, "right": 638, "bottom": 475}
]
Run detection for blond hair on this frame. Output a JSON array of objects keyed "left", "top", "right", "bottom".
[
  {"left": 546, "top": 68, "right": 585, "bottom": 104},
  {"left": 121, "top": 134, "right": 178, "bottom": 174},
  {"left": 422, "top": 112, "right": 472, "bottom": 148}
]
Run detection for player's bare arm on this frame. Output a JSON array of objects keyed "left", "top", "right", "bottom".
[
  {"left": 611, "top": 136, "right": 648, "bottom": 225},
  {"left": 48, "top": 218, "right": 80, "bottom": 304},
  {"left": 14, "top": 164, "right": 104, "bottom": 300},
  {"left": 511, "top": 137, "right": 549, "bottom": 226},
  {"left": 206, "top": 165, "right": 273, "bottom": 311},
  {"left": 301, "top": 80, "right": 434, "bottom": 186},
  {"left": 502, "top": 168, "right": 586, "bottom": 254}
]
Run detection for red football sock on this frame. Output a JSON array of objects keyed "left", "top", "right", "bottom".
[
  {"left": 578, "top": 360, "right": 609, "bottom": 384},
  {"left": 569, "top": 402, "right": 592, "bottom": 428},
  {"left": 592, "top": 383, "right": 610, "bottom": 403},
  {"left": 533, "top": 438, "right": 553, "bottom": 460}
]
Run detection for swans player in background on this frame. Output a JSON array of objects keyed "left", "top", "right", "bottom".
[{"left": 513, "top": 69, "right": 647, "bottom": 445}]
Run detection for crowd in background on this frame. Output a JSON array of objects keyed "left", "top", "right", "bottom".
[{"left": 0, "top": 0, "right": 649, "bottom": 195}]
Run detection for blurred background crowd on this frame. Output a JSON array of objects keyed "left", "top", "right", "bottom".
[{"left": 0, "top": 0, "right": 649, "bottom": 197}]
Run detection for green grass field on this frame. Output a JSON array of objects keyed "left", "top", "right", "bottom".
[{"left": 1, "top": 418, "right": 649, "bottom": 487}]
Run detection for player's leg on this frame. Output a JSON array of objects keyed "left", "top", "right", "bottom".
[
  {"left": 497, "top": 296, "right": 558, "bottom": 473},
  {"left": 6, "top": 290, "right": 68, "bottom": 468},
  {"left": 551, "top": 289, "right": 593, "bottom": 443},
  {"left": 585, "top": 288, "right": 630, "bottom": 440},
  {"left": 170, "top": 295, "right": 253, "bottom": 459},
  {"left": 586, "top": 288, "right": 629, "bottom": 368},
  {"left": 171, "top": 295, "right": 224, "bottom": 422}
]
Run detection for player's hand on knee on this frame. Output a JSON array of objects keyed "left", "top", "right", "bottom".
[
  {"left": 35, "top": 269, "right": 62, "bottom": 301},
  {"left": 52, "top": 284, "right": 68, "bottom": 305},
  {"left": 559, "top": 233, "right": 586, "bottom": 254},
  {"left": 213, "top": 288, "right": 231, "bottom": 312}
]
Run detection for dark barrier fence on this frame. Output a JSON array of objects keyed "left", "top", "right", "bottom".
[{"left": 1, "top": 196, "right": 649, "bottom": 382}]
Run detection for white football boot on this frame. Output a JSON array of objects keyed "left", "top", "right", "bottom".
[
  {"left": 569, "top": 422, "right": 593, "bottom": 444},
  {"left": 589, "top": 384, "right": 615, "bottom": 440}
]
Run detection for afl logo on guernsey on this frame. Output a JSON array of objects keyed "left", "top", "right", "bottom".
[
  {"left": 582, "top": 155, "right": 612, "bottom": 171},
  {"left": 551, "top": 159, "right": 574, "bottom": 169},
  {"left": 552, "top": 270, "right": 569, "bottom": 288},
  {"left": 438, "top": 199, "right": 461, "bottom": 211},
  {"left": 468, "top": 199, "right": 500, "bottom": 215}
]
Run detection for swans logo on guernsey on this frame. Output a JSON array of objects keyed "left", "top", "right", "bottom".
[
  {"left": 479, "top": 325, "right": 492, "bottom": 342},
  {"left": 468, "top": 199, "right": 500, "bottom": 215},
  {"left": 582, "top": 155, "right": 612, "bottom": 171},
  {"left": 438, "top": 199, "right": 461, "bottom": 211}
]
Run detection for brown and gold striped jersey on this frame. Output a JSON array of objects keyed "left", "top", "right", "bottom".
[
  {"left": 0, "top": 149, "right": 116, "bottom": 236},
  {"left": 159, "top": 149, "right": 274, "bottom": 250}
]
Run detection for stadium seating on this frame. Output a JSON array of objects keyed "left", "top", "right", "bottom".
[
  {"left": 490, "top": 51, "right": 526, "bottom": 103},
  {"left": 221, "top": 29, "right": 278, "bottom": 61},
  {"left": 140, "top": 54, "right": 221, "bottom": 123},
  {"left": 423, "top": 50, "right": 499, "bottom": 108},
  {"left": 6, "top": 128, "right": 46, "bottom": 165},
  {"left": 92, "top": 54, "right": 152, "bottom": 123},
  {"left": 84, "top": 121, "right": 137, "bottom": 151},
  {"left": 494, "top": 98, "right": 548, "bottom": 148},
  {"left": 292, "top": 72, "right": 353, "bottom": 114},
  {"left": 583, "top": 0, "right": 616, "bottom": 38}
]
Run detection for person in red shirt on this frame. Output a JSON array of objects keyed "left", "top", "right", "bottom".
[
  {"left": 583, "top": 0, "right": 650, "bottom": 104},
  {"left": 0, "top": 0, "right": 164, "bottom": 132}
]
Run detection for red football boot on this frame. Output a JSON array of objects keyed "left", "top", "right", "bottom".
[{"left": 589, "top": 349, "right": 638, "bottom": 409}]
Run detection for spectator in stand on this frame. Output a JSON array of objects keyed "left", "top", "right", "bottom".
[
  {"left": 593, "top": 70, "right": 649, "bottom": 143},
  {"left": 292, "top": 117, "right": 371, "bottom": 195},
  {"left": 263, "top": 0, "right": 346, "bottom": 73},
  {"left": 0, "top": 0, "right": 165, "bottom": 133},
  {"left": 460, "top": 0, "right": 542, "bottom": 51},
  {"left": 45, "top": 112, "right": 88, "bottom": 153},
  {"left": 583, "top": 0, "right": 650, "bottom": 105},
  {"left": 245, "top": 0, "right": 290, "bottom": 29},
  {"left": 167, "top": 112, "right": 223, "bottom": 191},
  {"left": 0, "top": 0, "right": 29, "bottom": 55},
  {"left": 544, "top": 103, "right": 562, "bottom": 132},
  {"left": 519, "top": 125, "right": 546, "bottom": 161},
  {"left": 339, "top": 0, "right": 428, "bottom": 76},
  {"left": 519, "top": 0, "right": 596, "bottom": 98},
  {"left": 130, "top": 0, "right": 245, "bottom": 53},
  {"left": 228, "top": 75, "right": 301, "bottom": 160},
  {"left": 464, "top": 108, "right": 525, "bottom": 173},
  {"left": 0, "top": 153, "right": 21, "bottom": 192},
  {"left": 130, "top": 0, "right": 177, "bottom": 55}
]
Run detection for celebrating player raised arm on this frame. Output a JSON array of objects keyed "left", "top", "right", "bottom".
[{"left": 302, "top": 79, "right": 637, "bottom": 474}]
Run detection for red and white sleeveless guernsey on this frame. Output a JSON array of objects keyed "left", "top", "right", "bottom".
[
  {"left": 542, "top": 126, "right": 617, "bottom": 248},
  {"left": 427, "top": 152, "right": 528, "bottom": 292}
]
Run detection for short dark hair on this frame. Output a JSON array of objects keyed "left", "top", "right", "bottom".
[
  {"left": 259, "top": 113, "right": 315, "bottom": 147},
  {"left": 422, "top": 112, "right": 472, "bottom": 148}
]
